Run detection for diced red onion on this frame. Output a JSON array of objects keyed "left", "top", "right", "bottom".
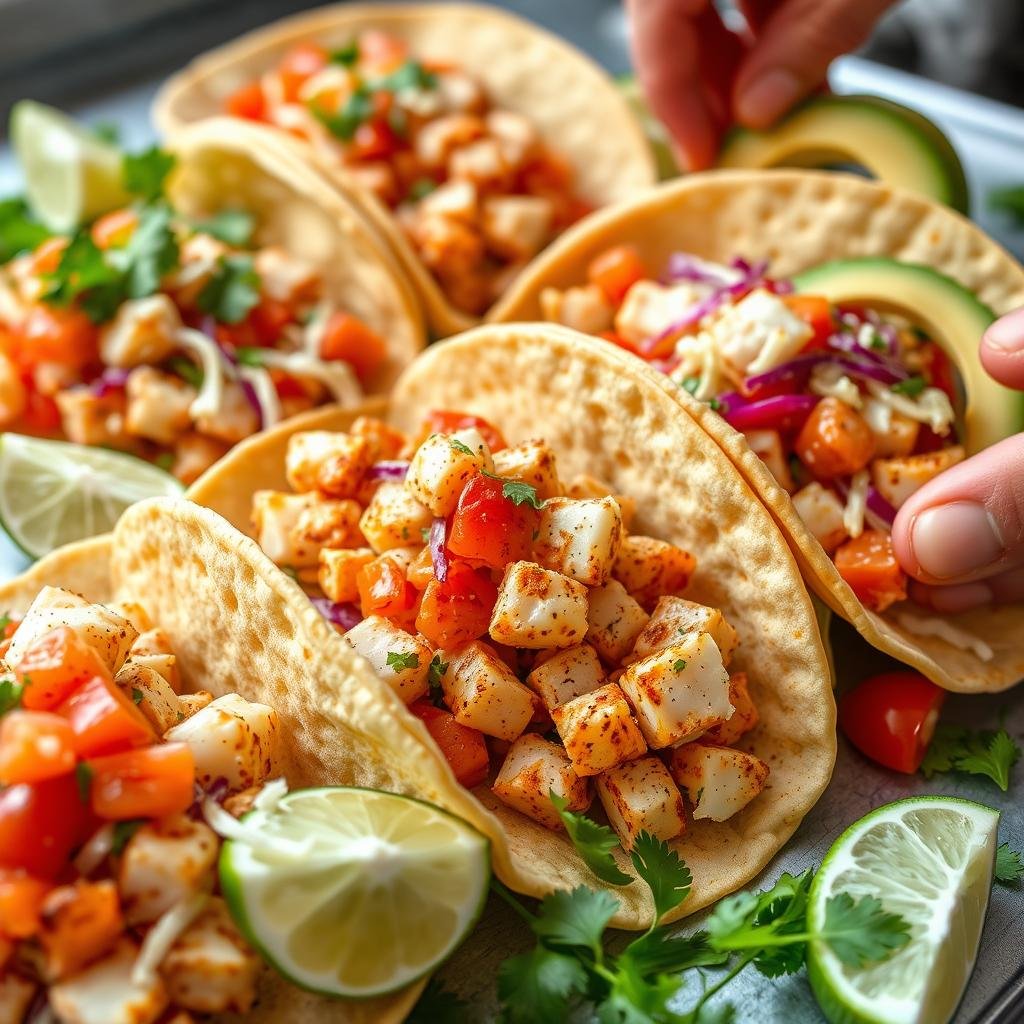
[
  {"left": 866, "top": 486, "right": 897, "bottom": 527},
  {"left": 721, "top": 393, "right": 820, "bottom": 432},
  {"left": 663, "top": 253, "right": 739, "bottom": 286},
  {"left": 429, "top": 517, "right": 448, "bottom": 582},
  {"left": 367, "top": 460, "right": 410, "bottom": 480},
  {"left": 237, "top": 377, "right": 263, "bottom": 429},
  {"left": 88, "top": 367, "right": 130, "bottom": 397},
  {"left": 311, "top": 598, "right": 362, "bottom": 631}
]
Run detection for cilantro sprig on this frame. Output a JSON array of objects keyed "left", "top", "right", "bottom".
[
  {"left": 0, "top": 197, "right": 51, "bottom": 263},
  {"left": 386, "top": 651, "right": 420, "bottom": 672},
  {"left": 890, "top": 375, "right": 926, "bottom": 398},
  {"left": 550, "top": 791, "right": 632, "bottom": 886},
  {"left": 192, "top": 208, "right": 255, "bottom": 247},
  {"left": 0, "top": 676, "right": 23, "bottom": 716},
  {"left": 920, "top": 724, "right": 1020, "bottom": 791},
  {"left": 480, "top": 469, "right": 546, "bottom": 510},
  {"left": 122, "top": 147, "right": 177, "bottom": 202},
  {"left": 995, "top": 843, "right": 1023, "bottom": 886},
  {"left": 196, "top": 254, "right": 261, "bottom": 324}
]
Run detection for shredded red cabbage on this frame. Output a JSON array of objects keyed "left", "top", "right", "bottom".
[
  {"left": 367, "top": 460, "right": 410, "bottom": 480},
  {"left": 720, "top": 393, "right": 819, "bottom": 432},
  {"left": 743, "top": 350, "right": 905, "bottom": 398},
  {"left": 311, "top": 597, "right": 362, "bottom": 631},
  {"left": 663, "top": 253, "right": 741, "bottom": 286},
  {"left": 827, "top": 330, "right": 908, "bottom": 379},
  {"left": 88, "top": 367, "right": 131, "bottom": 397},
  {"left": 429, "top": 517, "right": 449, "bottom": 582},
  {"left": 866, "top": 486, "right": 898, "bottom": 527},
  {"left": 237, "top": 377, "right": 264, "bottom": 429}
]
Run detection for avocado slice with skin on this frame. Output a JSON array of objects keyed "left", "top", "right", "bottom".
[
  {"left": 793, "top": 258, "right": 1021, "bottom": 453},
  {"left": 719, "top": 95, "right": 969, "bottom": 214}
]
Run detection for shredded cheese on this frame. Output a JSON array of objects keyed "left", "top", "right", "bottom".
[
  {"left": 866, "top": 380, "right": 955, "bottom": 434},
  {"left": 252, "top": 777, "right": 289, "bottom": 814},
  {"left": 174, "top": 328, "right": 227, "bottom": 419},
  {"left": 238, "top": 365, "right": 282, "bottom": 429},
  {"left": 253, "top": 349, "right": 362, "bottom": 406},
  {"left": 843, "top": 470, "right": 869, "bottom": 539},
  {"left": 132, "top": 887, "right": 210, "bottom": 987},
  {"left": 202, "top": 795, "right": 314, "bottom": 857},
  {"left": 810, "top": 364, "right": 862, "bottom": 409},
  {"left": 72, "top": 823, "right": 115, "bottom": 877},
  {"left": 896, "top": 612, "right": 994, "bottom": 662}
]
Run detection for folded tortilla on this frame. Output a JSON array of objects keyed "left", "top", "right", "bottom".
[
  {"left": 153, "top": 3, "right": 657, "bottom": 336},
  {"left": 166, "top": 116, "right": 426, "bottom": 392},
  {"left": 489, "top": 168, "right": 1024, "bottom": 692},
  {"left": 185, "top": 323, "right": 836, "bottom": 928}
]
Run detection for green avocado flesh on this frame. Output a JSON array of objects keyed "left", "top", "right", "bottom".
[
  {"left": 793, "top": 258, "right": 1022, "bottom": 453},
  {"left": 718, "top": 95, "right": 970, "bottom": 213}
]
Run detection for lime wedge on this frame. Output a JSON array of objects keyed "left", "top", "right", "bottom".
[
  {"left": 219, "top": 787, "right": 490, "bottom": 998},
  {"left": 808, "top": 796, "right": 999, "bottom": 1024},
  {"left": 0, "top": 434, "right": 183, "bottom": 558},
  {"left": 10, "top": 100, "right": 129, "bottom": 231}
]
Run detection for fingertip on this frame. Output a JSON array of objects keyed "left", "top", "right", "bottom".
[{"left": 979, "top": 310, "right": 1024, "bottom": 390}]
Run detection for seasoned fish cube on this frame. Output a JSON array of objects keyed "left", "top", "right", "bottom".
[
  {"left": 492, "top": 438, "right": 561, "bottom": 500},
  {"left": 129, "top": 628, "right": 180, "bottom": 692},
  {"left": 526, "top": 642, "right": 604, "bottom": 714},
  {"left": 871, "top": 447, "right": 965, "bottom": 510},
  {"left": 252, "top": 491, "right": 362, "bottom": 567},
  {"left": 285, "top": 431, "right": 374, "bottom": 498},
  {"left": 863, "top": 398, "right": 920, "bottom": 458},
  {"left": 99, "top": 294, "right": 180, "bottom": 368},
  {"left": 115, "top": 662, "right": 182, "bottom": 734},
  {"left": 359, "top": 481, "right": 433, "bottom": 553},
  {"left": 492, "top": 733, "right": 591, "bottom": 829},
  {"left": 254, "top": 246, "right": 319, "bottom": 304},
  {"left": 344, "top": 616, "right": 431, "bottom": 704},
  {"left": 791, "top": 482, "right": 848, "bottom": 553},
  {"left": 351, "top": 415, "right": 408, "bottom": 462},
  {"left": 619, "top": 634, "right": 732, "bottom": 748},
  {"left": 318, "top": 546, "right": 375, "bottom": 604},
  {"left": 405, "top": 429, "right": 492, "bottom": 517},
  {"left": 703, "top": 672, "right": 759, "bottom": 746},
  {"left": 533, "top": 497, "right": 622, "bottom": 587},
  {"left": 586, "top": 580, "right": 649, "bottom": 664},
  {"left": 670, "top": 743, "right": 769, "bottom": 821},
  {"left": 540, "top": 284, "right": 614, "bottom": 335},
  {"left": 124, "top": 367, "right": 194, "bottom": 445},
  {"left": 613, "top": 536, "right": 696, "bottom": 609},
  {"left": 442, "top": 640, "right": 536, "bottom": 741},
  {"left": 482, "top": 195, "right": 553, "bottom": 262},
  {"left": 596, "top": 756, "right": 687, "bottom": 850},
  {"left": 630, "top": 596, "right": 738, "bottom": 668},
  {"left": 565, "top": 474, "right": 636, "bottom": 529},
  {"left": 552, "top": 682, "right": 647, "bottom": 777},
  {"left": 489, "top": 562, "right": 589, "bottom": 649}
]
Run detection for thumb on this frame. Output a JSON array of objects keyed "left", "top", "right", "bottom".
[
  {"left": 979, "top": 307, "right": 1024, "bottom": 390},
  {"left": 732, "top": 0, "right": 899, "bottom": 128}
]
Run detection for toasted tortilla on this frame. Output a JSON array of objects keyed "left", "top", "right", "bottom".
[
  {"left": 153, "top": 3, "right": 657, "bottom": 336},
  {"left": 186, "top": 323, "right": 836, "bottom": 928},
  {"left": 490, "top": 169, "right": 1024, "bottom": 693},
  {"left": 166, "top": 117, "right": 425, "bottom": 392}
]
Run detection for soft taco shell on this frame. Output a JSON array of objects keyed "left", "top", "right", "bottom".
[
  {"left": 490, "top": 169, "right": 1024, "bottom": 692},
  {"left": 153, "top": 3, "right": 657, "bottom": 336},
  {"left": 166, "top": 116, "right": 426, "bottom": 392},
  {"left": 187, "top": 323, "right": 836, "bottom": 928}
]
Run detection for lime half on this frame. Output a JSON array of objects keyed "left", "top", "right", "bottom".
[
  {"left": 219, "top": 787, "right": 490, "bottom": 998},
  {"left": 808, "top": 796, "right": 999, "bottom": 1024},
  {"left": 10, "top": 100, "right": 129, "bottom": 231},
  {"left": 0, "top": 434, "right": 183, "bottom": 558}
]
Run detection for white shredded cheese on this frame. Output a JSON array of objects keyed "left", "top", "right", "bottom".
[
  {"left": 711, "top": 289, "right": 812, "bottom": 376},
  {"left": 132, "top": 888, "right": 209, "bottom": 987},
  {"left": 253, "top": 349, "right": 362, "bottom": 406},
  {"left": 174, "top": 327, "right": 227, "bottom": 419},
  {"left": 238, "top": 365, "right": 282, "bottom": 430},
  {"left": 72, "top": 823, "right": 115, "bottom": 877},
  {"left": 895, "top": 612, "right": 994, "bottom": 662},
  {"left": 252, "top": 777, "right": 289, "bottom": 814},
  {"left": 202, "top": 795, "right": 314, "bottom": 857},
  {"left": 301, "top": 303, "right": 332, "bottom": 356},
  {"left": 866, "top": 380, "right": 955, "bottom": 434},
  {"left": 843, "top": 470, "right": 869, "bottom": 539},
  {"left": 810, "top": 364, "right": 862, "bottom": 409}
]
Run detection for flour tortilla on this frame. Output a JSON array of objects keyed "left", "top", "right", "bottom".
[
  {"left": 491, "top": 169, "right": 1024, "bottom": 693},
  {"left": 167, "top": 117, "right": 425, "bottom": 392},
  {"left": 186, "top": 323, "right": 836, "bottom": 928},
  {"left": 153, "top": 3, "right": 657, "bottom": 336}
]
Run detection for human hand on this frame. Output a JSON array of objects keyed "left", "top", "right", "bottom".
[
  {"left": 625, "top": 0, "right": 899, "bottom": 171},
  {"left": 892, "top": 308, "right": 1024, "bottom": 612}
]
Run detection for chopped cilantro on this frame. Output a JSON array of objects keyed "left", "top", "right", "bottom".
[
  {"left": 131, "top": 687, "right": 144, "bottom": 705},
  {"left": 673, "top": 659, "right": 687, "bottom": 672},
  {"left": 549, "top": 791, "right": 632, "bottom": 886},
  {"left": 75, "top": 762, "right": 94, "bottom": 802},
  {"left": 921, "top": 724, "right": 1020, "bottom": 791},
  {"left": 409, "top": 177, "right": 437, "bottom": 200},
  {"left": 312, "top": 86, "right": 374, "bottom": 141},
  {"left": 386, "top": 650, "right": 420, "bottom": 671},
  {"left": 680, "top": 376, "right": 700, "bottom": 395},
  {"left": 0, "top": 197, "right": 51, "bottom": 263},
  {"left": 502, "top": 480, "right": 545, "bottom": 509},
  {"left": 113, "top": 202, "right": 180, "bottom": 300},
  {"left": 420, "top": 526, "right": 432, "bottom": 543},
  {"left": 168, "top": 355, "right": 203, "bottom": 389},
  {"left": 996, "top": 842, "right": 1023, "bottom": 886},
  {"left": 868, "top": 331, "right": 887, "bottom": 351},
  {"left": 707, "top": 397, "right": 722, "bottom": 411},
  {"left": 0, "top": 676, "right": 23, "bottom": 716},
  {"left": 890, "top": 375, "right": 926, "bottom": 398},
  {"left": 378, "top": 60, "right": 438, "bottom": 93},
  {"left": 111, "top": 819, "right": 143, "bottom": 855},
  {"left": 122, "top": 146, "right": 176, "bottom": 202},
  {"left": 449, "top": 438, "right": 475, "bottom": 456},
  {"left": 192, "top": 208, "right": 255, "bottom": 246},
  {"left": 330, "top": 40, "right": 360, "bottom": 66},
  {"left": 234, "top": 347, "right": 265, "bottom": 368},
  {"left": 196, "top": 254, "right": 261, "bottom": 324},
  {"left": 428, "top": 653, "right": 448, "bottom": 688}
]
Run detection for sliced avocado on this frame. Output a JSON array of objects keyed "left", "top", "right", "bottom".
[
  {"left": 793, "top": 258, "right": 1022, "bottom": 452},
  {"left": 718, "top": 95, "right": 969, "bottom": 214}
]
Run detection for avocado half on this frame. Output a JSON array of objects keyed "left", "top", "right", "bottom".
[
  {"left": 718, "top": 95, "right": 970, "bottom": 214},
  {"left": 793, "top": 258, "right": 1023, "bottom": 452}
]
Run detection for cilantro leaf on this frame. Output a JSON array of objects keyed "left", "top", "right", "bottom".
[
  {"left": 410, "top": 177, "right": 437, "bottom": 200},
  {"left": 407, "top": 978, "right": 468, "bottom": 1023},
  {"left": 312, "top": 87, "right": 374, "bottom": 141},
  {"left": 428, "top": 652, "right": 448, "bottom": 688},
  {"left": 550, "top": 791, "right": 633, "bottom": 886},
  {"left": 386, "top": 651, "right": 420, "bottom": 671},
  {"left": 706, "top": 890, "right": 758, "bottom": 942},
  {"left": 168, "top": 355, "right": 203, "bottom": 389},
  {"left": 115, "top": 202, "right": 180, "bottom": 299},
  {"left": 75, "top": 762, "right": 94, "bottom": 803},
  {"left": 0, "top": 676, "right": 23, "bottom": 716},
  {"left": 193, "top": 208, "right": 255, "bottom": 247},
  {"left": 673, "top": 659, "right": 687, "bottom": 672},
  {"left": 449, "top": 438, "right": 475, "bottom": 456},
  {"left": 921, "top": 724, "right": 1020, "bottom": 791},
  {"left": 995, "top": 843, "right": 1023, "bottom": 886},
  {"left": 620, "top": 928, "right": 728, "bottom": 977},
  {"left": 111, "top": 819, "right": 143, "bottom": 855},
  {"left": 533, "top": 886, "right": 619, "bottom": 954},
  {"left": 196, "top": 254, "right": 261, "bottom": 324},
  {"left": 890, "top": 375, "right": 926, "bottom": 397},
  {"left": 44, "top": 230, "right": 126, "bottom": 322},
  {"left": 630, "top": 832, "right": 692, "bottom": 924},
  {"left": 234, "top": 347, "right": 265, "bottom": 367},
  {"left": 596, "top": 968, "right": 681, "bottom": 1024},
  {"left": 497, "top": 946, "right": 587, "bottom": 1024},
  {"left": 502, "top": 480, "right": 545, "bottom": 509},
  {"left": 680, "top": 377, "right": 700, "bottom": 396},
  {"left": 820, "top": 893, "right": 910, "bottom": 968},
  {"left": 131, "top": 687, "right": 144, "bottom": 705},
  {"left": 0, "top": 197, "right": 51, "bottom": 262},
  {"left": 377, "top": 60, "right": 438, "bottom": 93},
  {"left": 330, "top": 40, "right": 360, "bottom": 67},
  {"left": 122, "top": 147, "right": 176, "bottom": 201}
]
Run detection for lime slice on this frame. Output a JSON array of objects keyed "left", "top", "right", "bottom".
[
  {"left": 808, "top": 796, "right": 999, "bottom": 1024},
  {"left": 219, "top": 787, "right": 490, "bottom": 998},
  {"left": 0, "top": 434, "right": 183, "bottom": 558},
  {"left": 10, "top": 100, "right": 130, "bottom": 232}
]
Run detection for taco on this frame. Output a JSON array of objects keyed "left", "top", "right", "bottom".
[
  {"left": 0, "top": 117, "right": 424, "bottom": 484},
  {"left": 184, "top": 322, "right": 836, "bottom": 928},
  {"left": 490, "top": 169, "right": 1024, "bottom": 693},
  {"left": 152, "top": 3, "right": 657, "bottom": 334}
]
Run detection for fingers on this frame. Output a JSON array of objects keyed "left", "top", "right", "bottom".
[
  {"left": 909, "top": 565, "right": 1024, "bottom": 613},
  {"left": 979, "top": 308, "right": 1024, "bottom": 389},
  {"left": 732, "top": 0, "right": 900, "bottom": 127},
  {"left": 625, "top": 0, "right": 723, "bottom": 171},
  {"left": 892, "top": 435, "right": 1024, "bottom": 586}
]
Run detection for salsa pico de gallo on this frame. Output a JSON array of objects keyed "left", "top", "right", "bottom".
[
  {"left": 539, "top": 249, "right": 965, "bottom": 614},
  {"left": 0, "top": 587, "right": 282, "bottom": 1022},
  {"left": 0, "top": 149, "right": 388, "bottom": 483},
  {"left": 224, "top": 31, "right": 590, "bottom": 315},
  {"left": 252, "top": 410, "right": 769, "bottom": 851}
]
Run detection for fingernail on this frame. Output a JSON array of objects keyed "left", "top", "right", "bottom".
[
  {"left": 910, "top": 502, "right": 1004, "bottom": 580},
  {"left": 736, "top": 68, "right": 801, "bottom": 126},
  {"left": 984, "top": 309, "right": 1024, "bottom": 352}
]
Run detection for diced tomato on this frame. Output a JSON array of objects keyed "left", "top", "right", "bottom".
[
  {"left": 447, "top": 475, "right": 537, "bottom": 569},
  {"left": 17, "top": 627, "right": 110, "bottom": 711},
  {"left": 247, "top": 297, "right": 295, "bottom": 346},
  {"left": 784, "top": 295, "right": 835, "bottom": 351},
  {"left": 834, "top": 530, "right": 908, "bottom": 612},
  {"left": 357, "top": 557, "right": 420, "bottom": 624},
  {"left": 225, "top": 81, "right": 267, "bottom": 121},
  {"left": 29, "top": 237, "right": 69, "bottom": 277},
  {"left": 14, "top": 306, "right": 99, "bottom": 371},
  {"left": 409, "top": 700, "right": 490, "bottom": 787},
  {"left": 794, "top": 396, "right": 875, "bottom": 479},
  {"left": 57, "top": 674, "right": 155, "bottom": 758},
  {"left": 351, "top": 119, "right": 404, "bottom": 161},
  {"left": 839, "top": 671, "right": 945, "bottom": 774},
  {"left": 0, "top": 869, "right": 51, "bottom": 938},
  {"left": 19, "top": 389, "right": 61, "bottom": 436},
  {"left": 921, "top": 341, "right": 959, "bottom": 408},
  {"left": 913, "top": 424, "right": 948, "bottom": 455},
  {"left": 0, "top": 711, "right": 76, "bottom": 785},
  {"left": 357, "top": 29, "right": 408, "bottom": 73},
  {"left": 319, "top": 311, "right": 388, "bottom": 383},
  {"left": 91, "top": 209, "right": 138, "bottom": 250},
  {"left": 278, "top": 42, "right": 329, "bottom": 102},
  {"left": 422, "top": 410, "right": 507, "bottom": 453},
  {"left": 87, "top": 743, "right": 194, "bottom": 820},
  {"left": 587, "top": 245, "right": 647, "bottom": 306},
  {"left": 0, "top": 774, "right": 91, "bottom": 877},
  {"left": 598, "top": 330, "right": 642, "bottom": 357},
  {"left": 38, "top": 879, "right": 122, "bottom": 978},
  {"left": 416, "top": 562, "right": 498, "bottom": 649},
  {"left": 407, "top": 546, "right": 434, "bottom": 590}
]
